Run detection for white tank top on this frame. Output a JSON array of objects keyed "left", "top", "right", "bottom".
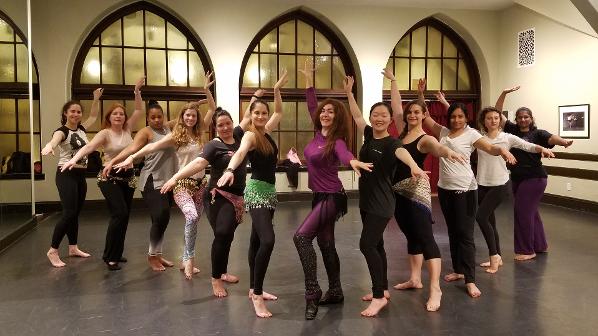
[
  {"left": 103, "top": 129, "right": 133, "bottom": 163},
  {"left": 177, "top": 140, "right": 204, "bottom": 179}
]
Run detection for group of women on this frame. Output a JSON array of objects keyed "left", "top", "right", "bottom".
[{"left": 41, "top": 64, "right": 572, "bottom": 319}]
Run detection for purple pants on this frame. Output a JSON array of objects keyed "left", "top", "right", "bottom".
[{"left": 512, "top": 178, "right": 548, "bottom": 254}]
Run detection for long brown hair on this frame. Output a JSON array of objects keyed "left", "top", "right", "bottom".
[
  {"left": 314, "top": 98, "right": 351, "bottom": 159},
  {"left": 249, "top": 100, "right": 274, "bottom": 156},
  {"left": 103, "top": 103, "right": 128, "bottom": 128},
  {"left": 171, "top": 102, "right": 203, "bottom": 148}
]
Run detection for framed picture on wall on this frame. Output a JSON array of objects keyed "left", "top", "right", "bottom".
[{"left": 559, "top": 104, "right": 590, "bottom": 139}]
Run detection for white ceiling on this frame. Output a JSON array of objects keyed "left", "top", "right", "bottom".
[{"left": 277, "top": 0, "right": 516, "bottom": 10}]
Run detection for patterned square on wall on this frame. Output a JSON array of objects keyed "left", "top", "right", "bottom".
[{"left": 517, "top": 28, "right": 535, "bottom": 68}]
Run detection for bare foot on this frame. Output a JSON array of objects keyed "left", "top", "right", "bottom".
[
  {"left": 485, "top": 255, "right": 502, "bottom": 274},
  {"left": 211, "top": 278, "right": 228, "bottom": 297},
  {"left": 361, "top": 290, "right": 390, "bottom": 301},
  {"left": 221, "top": 273, "right": 239, "bottom": 283},
  {"left": 480, "top": 257, "right": 503, "bottom": 268},
  {"left": 181, "top": 259, "right": 195, "bottom": 280},
  {"left": 443, "top": 273, "right": 464, "bottom": 282},
  {"left": 514, "top": 253, "right": 536, "bottom": 261},
  {"left": 179, "top": 263, "right": 200, "bottom": 275},
  {"left": 360, "top": 297, "right": 388, "bottom": 317},
  {"left": 252, "top": 294, "right": 273, "bottom": 318},
  {"left": 158, "top": 255, "right": 174, "bottom": 267},
  {"left": 426, "top": 287, "right": 442, "bottom": 312},
  {"left": 393, "top": 279, "right": 423, "bottom": 290},
  {"left": 148, "top": 255, "right": 166, "bottom": 271},
  {"left": 466, "top": 283, "right": 482, "bottom": 298},
  {"left": 249, "top": 289, "right": 278, "bottom": 300},
  {"left": 47, "top": 249, "right": 66, "bottom": 268},
  {"left": 68, "top": 245, "right": 90, "bottom": 258}
]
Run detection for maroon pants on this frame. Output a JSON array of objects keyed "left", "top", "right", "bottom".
[{"left": 512, "top": 178, "right": 548, "bottom": 254}]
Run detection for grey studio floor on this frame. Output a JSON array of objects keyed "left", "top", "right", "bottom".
[{"left": 1, "top": 198, "right": 598, "bottom": 336}]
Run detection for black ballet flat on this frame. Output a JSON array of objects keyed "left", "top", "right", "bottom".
[
  {"left": 105, "top": 261, "right": 121, "bottom": 271},
  {"left": 319, "top": 291, "right": 344, "bottom": 305},
  {"left": 305, "top": 298, "right": 319, "bottom": 320}
]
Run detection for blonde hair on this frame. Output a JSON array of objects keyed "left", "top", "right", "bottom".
[{"left": 171, "top": 102, "right": 203, "bottom": 148}]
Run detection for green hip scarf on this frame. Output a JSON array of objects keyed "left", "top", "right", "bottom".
[{"left": 244, "top": 179, "right": 277, "bottom": 210}]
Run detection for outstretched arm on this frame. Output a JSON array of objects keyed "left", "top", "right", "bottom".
[
  {"left": 344, "top": 76, "right": 367, "bottom": 132},
  {"left": 61, "top": 130, "right": 107, "bottom": 171},
  {"left": 473, "top": 138, "right": 517, "bottom": 165},
  {"left": 217, "top": 132, "right": 255, "bottom": 187},
  {"left": 41, "top": 131, "right": 65, "bottom": 156},
  {"left": 113, "top": 133, "right": 174, "bottom": 170},
  {"left": 202, "top": 71, "right": 216, "bottom": 131},
  {"left": 419, "top": 135, "right": 467, "bottom": 164},
  {"left": 160, "top": 157, "right": 210, "bottom": 193},
  {"left": 548, "top": 134, "right": 574, "bottom": 148},
  {"left": 495, "top": 85, "right": 520, "bottom": 127},
  {"left": 125, "top": 76, "right": 146, "bottom": 132},
  {"left": 101, "top": 128, "right": 151, "bottom": 176},
  {"left": 382, "top": 68, "right": 404, "bottom": 134},
  {"left": 265, "top": 69, "right": 289, "bottom": 132},
  {"left": 82, "top": 88, "right": 103, "bottom": 129},
  {"left": 395, "top": 147, "right": 429, "bottom": 180}
]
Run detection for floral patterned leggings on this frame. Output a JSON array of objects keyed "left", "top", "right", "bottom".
[{"left": 173, "top": 179, "right": 206, "bottom": 261}]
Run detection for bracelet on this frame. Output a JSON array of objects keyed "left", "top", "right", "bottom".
[{"left": 225, "top": 167, "right": 234, "bottom": 173}]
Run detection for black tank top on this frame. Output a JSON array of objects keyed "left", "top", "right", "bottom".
[
  {"left": 394, "top": 134, "right": 427, "bottom": 182},
  {"left": 249, "top": 132, "right": 278, "bottom": 184}
]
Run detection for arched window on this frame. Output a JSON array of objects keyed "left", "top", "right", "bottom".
[
  {"left": 239, "top": 10, "right": 356, "bottom": 160},
  {"left": 72, "top": 1, "right": 213, "bottom": 141},
  {"left": 0, "top": 11, "right": 41, "bottom": 176}
]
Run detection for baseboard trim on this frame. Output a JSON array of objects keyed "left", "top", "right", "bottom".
[{"left": 542, "top": 193, "right": 598, "bottom": 214}]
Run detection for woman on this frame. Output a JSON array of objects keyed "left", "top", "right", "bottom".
[
  {"left": 114, "top": 73, "right": 215, "bottom": 278},
  {"left": 496, "top": 87, "right": 573, "bottom": 261},
  {"left": 476, "top": 104, "right": 554, "bottom": 272},
  {"left": 103, "top": 99, "right": 177, "bottom": 272},
  {"left": 294, "top": 63, "right": 372, "bottom": 320},
  {"left": 344, "top": 76, "right": 428, "bottom": 317},
  {"left": 217, "top": 70, "right": 288, "bottom": 318},
  {"left": 41, "top": 88, "right": 101, "bottom": 267},
  {"left": 62, "top": 77, "right": 145, "bottom": 271},
  {"left": 383, "top": 72, "right": 465, "bottom": 312},
  {"left": 423, "top": 94, "right": 516, "bottom": 298}
]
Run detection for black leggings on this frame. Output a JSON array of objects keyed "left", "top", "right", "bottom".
[
  {"left": 51, "top": 168, "right": 87, "bottom": 249},
  {"left": 248, "top": 208, "right": 275, "bottom": 296},
  {"left": 394, "top": 194, "right": 441, "bottom": 260},
  {"left": 204, "top": 193, "right": 239, "bottom": 279},
  {"left": 438, "top": 187, "right": 477, "bottom": 284},
  {"left": 99, "top": 179, "right": 135, "bottom": 263},
  {"left": 359, "top": 210, "right": 389, "bottom": 299},
  {"left": 141, "top": 175, "right": 173, "bottom": 256},
  {"left": 476, "top": 182, "right": 510, "bottom": 256}
]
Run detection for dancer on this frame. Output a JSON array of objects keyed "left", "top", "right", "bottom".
[
  {"left": 41, "top": 88, "right": 102, "bottom": 267},
  {"left": 496, "top": 86, "right": 573, "bottom": 261},
  {"left": 344, "top": 76, "right": 428, "bottom": 317},
  {"left": 294, "top": 62, "right": 373, "bottom": 320},
  {"left": 114, "top": 72, "right": 216, "bottom": 278},
  {"left": 62, "top": 77, "right": 145, "bottom": 271},
  {"left": 476, "top": 104, "right": 554, "bottom": 272},
  {"left": 217, "top": 69, "right": 288, "bottom": 318},
  {"left": 383, "top": 73, "right": 465, "bottom": 312},
  {"left": 423, "top": 92, "right": 516, "bottom": 298}
]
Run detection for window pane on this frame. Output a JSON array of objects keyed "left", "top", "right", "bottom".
[
  {"left": 18, "top": 99, "right": 30, "bottom": 132},
  {"left": 410, "top": 59, "right": 425, "bottom": 90},
  {"left": 80, "top": 100, "right": 100, "bottom": 132},
  {"left": 0, "top": 44, "right": 15, "bottom": 82},
  {"left": 32, "top": 134, "right": 41, "bottom": 163},
  {"left": 332, "top": 56, "right": 345, "bottom": 90},
  {"left": 146, "top": 49, "right": 166, "bottom": 86},
  {"left": 189, "top": 52, "right": 205, "bottom": 87},
  {"left": 279, "top": 21, "right": 295, "bottom": 53},
  {"left": 0, "top": 135, "right": 15, "bottom": 158},
  {"left": 443, "top": 36, "right": 457, "bottom": 57},
  {"left": 168, "top": 50, "right": 188, "bottom": 86},
  {"left": 458, "top": 59, "right": 471, "bottom": 90},
  {"left": 315, "top": 56, "right": 331, "bottom": 89},
  {"left": 123, "top": 11, "right": 143, "bottom": 47},
  {"left": 18, "top": 134, "right": 31, "bottom": 153},
  {"left": 411, "top": 27, "right": 426, "bottom": 57},
  {"left": 169, "top": 101, "right": 188, "bottom": 121},
  {"left": 395, "top": 37, "right": 409, "bottom": 57},
  {"left": 124, "top": 48, "right": 144, "bottom": 85},
  {"left": 167, "top": 22, "right": 187, "bottom": 49},
  {"left": 0, "top": 99, "right": 16, "bottom": 131},
  {"left": 383, "top": 58, "right": 392, "bottom": 90},
  {"left": 297, "top": 55, "right": 313, "bottom": 86},
  {"left": 297, "top": 20, "right": 313, "bottom": 54},
  {"left": 297, "top": 102, "right": 313, "bottom": 131},
  {"left": 32, "top": 100, "right": 40, "bottom": 132},
  {"left": 297, "top": 131, "right": 314, "bottom": 159},
  {"left": 426, "top": 59, "right": 441, "bottom": 91},
  {"left": 145, "top": 12, "right": 165, "bottom": 48},
  {"left": 279, "top": 102, "right": 296, "bottom": 130},
  {"left": 395, "top": 58, "right": 409, "bottom": 90},
  {"left": 101, "top": 20, "right": 122, "bottom": 46},
  {"left": 260, "top": 54, "right": 277, "bottom": 88},
  {"left": 16, "top": 44, "right": 28, "bottom": 83},
  {"left": 243, "top": 54, "right": 259, "bottom": 88},
  {"left": 428, "top": 27, "right": 442, "bottom": 57},
  {"left": 315, "top": 30, "right": 331, "bottom": 54},
  {"left": 81, "top": 47, "right": 100, "bottom": 84},
  {"left": 102, "top": 47, "right": 123, "bottom": 84},
  {"left": 279, "top": 132, "right": 296, "bottom": 161},
  {"left": 279, "top": 55, "right": 296, "bottom": 88},
  {"left": 442, "top": 59, "right": 457, "bottom": 90},
  {"left": 125, "top": 100, "right": 146, "bottom": 131},
  {"left": 0, "top": 19, "right": 14, "bottom": 42},
  {"left": 260, "top": 28, "right": 277, "bottom": 53}
]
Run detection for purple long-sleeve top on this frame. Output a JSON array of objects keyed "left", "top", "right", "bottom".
[{"left": 303, "top": 87, "right": 354, "bottom": 192}]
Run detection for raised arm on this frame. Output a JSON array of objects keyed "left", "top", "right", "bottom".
[
  {"left": 548, "top": 134, "right": 574, "bottom": 148},
  {"left": 417, "top": 78, "right": 426, "bottom": 105},
  {"left": 160, "top": 156, "right": 210, "bottom": 194},
  {"left": 240, "top": 89, "right": 265, "bottom": 131},
  {"left": 299, "top": 60, "right": 318, "bottom": 120},
  {"left": 344, "top": 76, "right": 367, "bottom": 132},
  {"left": 382, "top": 68, "right": 404, "bottom": 134},
  {"left": 395, "top": 147, "right": 429, "bottom": 180},
  {"left": 81, "top": 88, "right": 103, "bottom": 129},
  {"left": 473, "top": 138, "right": 517, "bottom": 165},
  {"left": 217, "top": 132, "right": 255, "bottom": 187},
  {"left": 125, "top": 76, "right": 146, "bottom": 132},
  {"left": 41, "top": 131, "right": 65, "bottom": 156},
  {"left": 265, "top": 69, "right": 289, "bottom": 132},
  {"left": 495, "top": 85, "right": 520, "bottom": 127},
  {"left": 434, "top": 90, "right": 450, "bottom": 110},
  {"left": 61, "top": 130, "right": 107, "bottom": 171},
  {"left": 202, "top": 71, "right": 216, "bottom": 131}
]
